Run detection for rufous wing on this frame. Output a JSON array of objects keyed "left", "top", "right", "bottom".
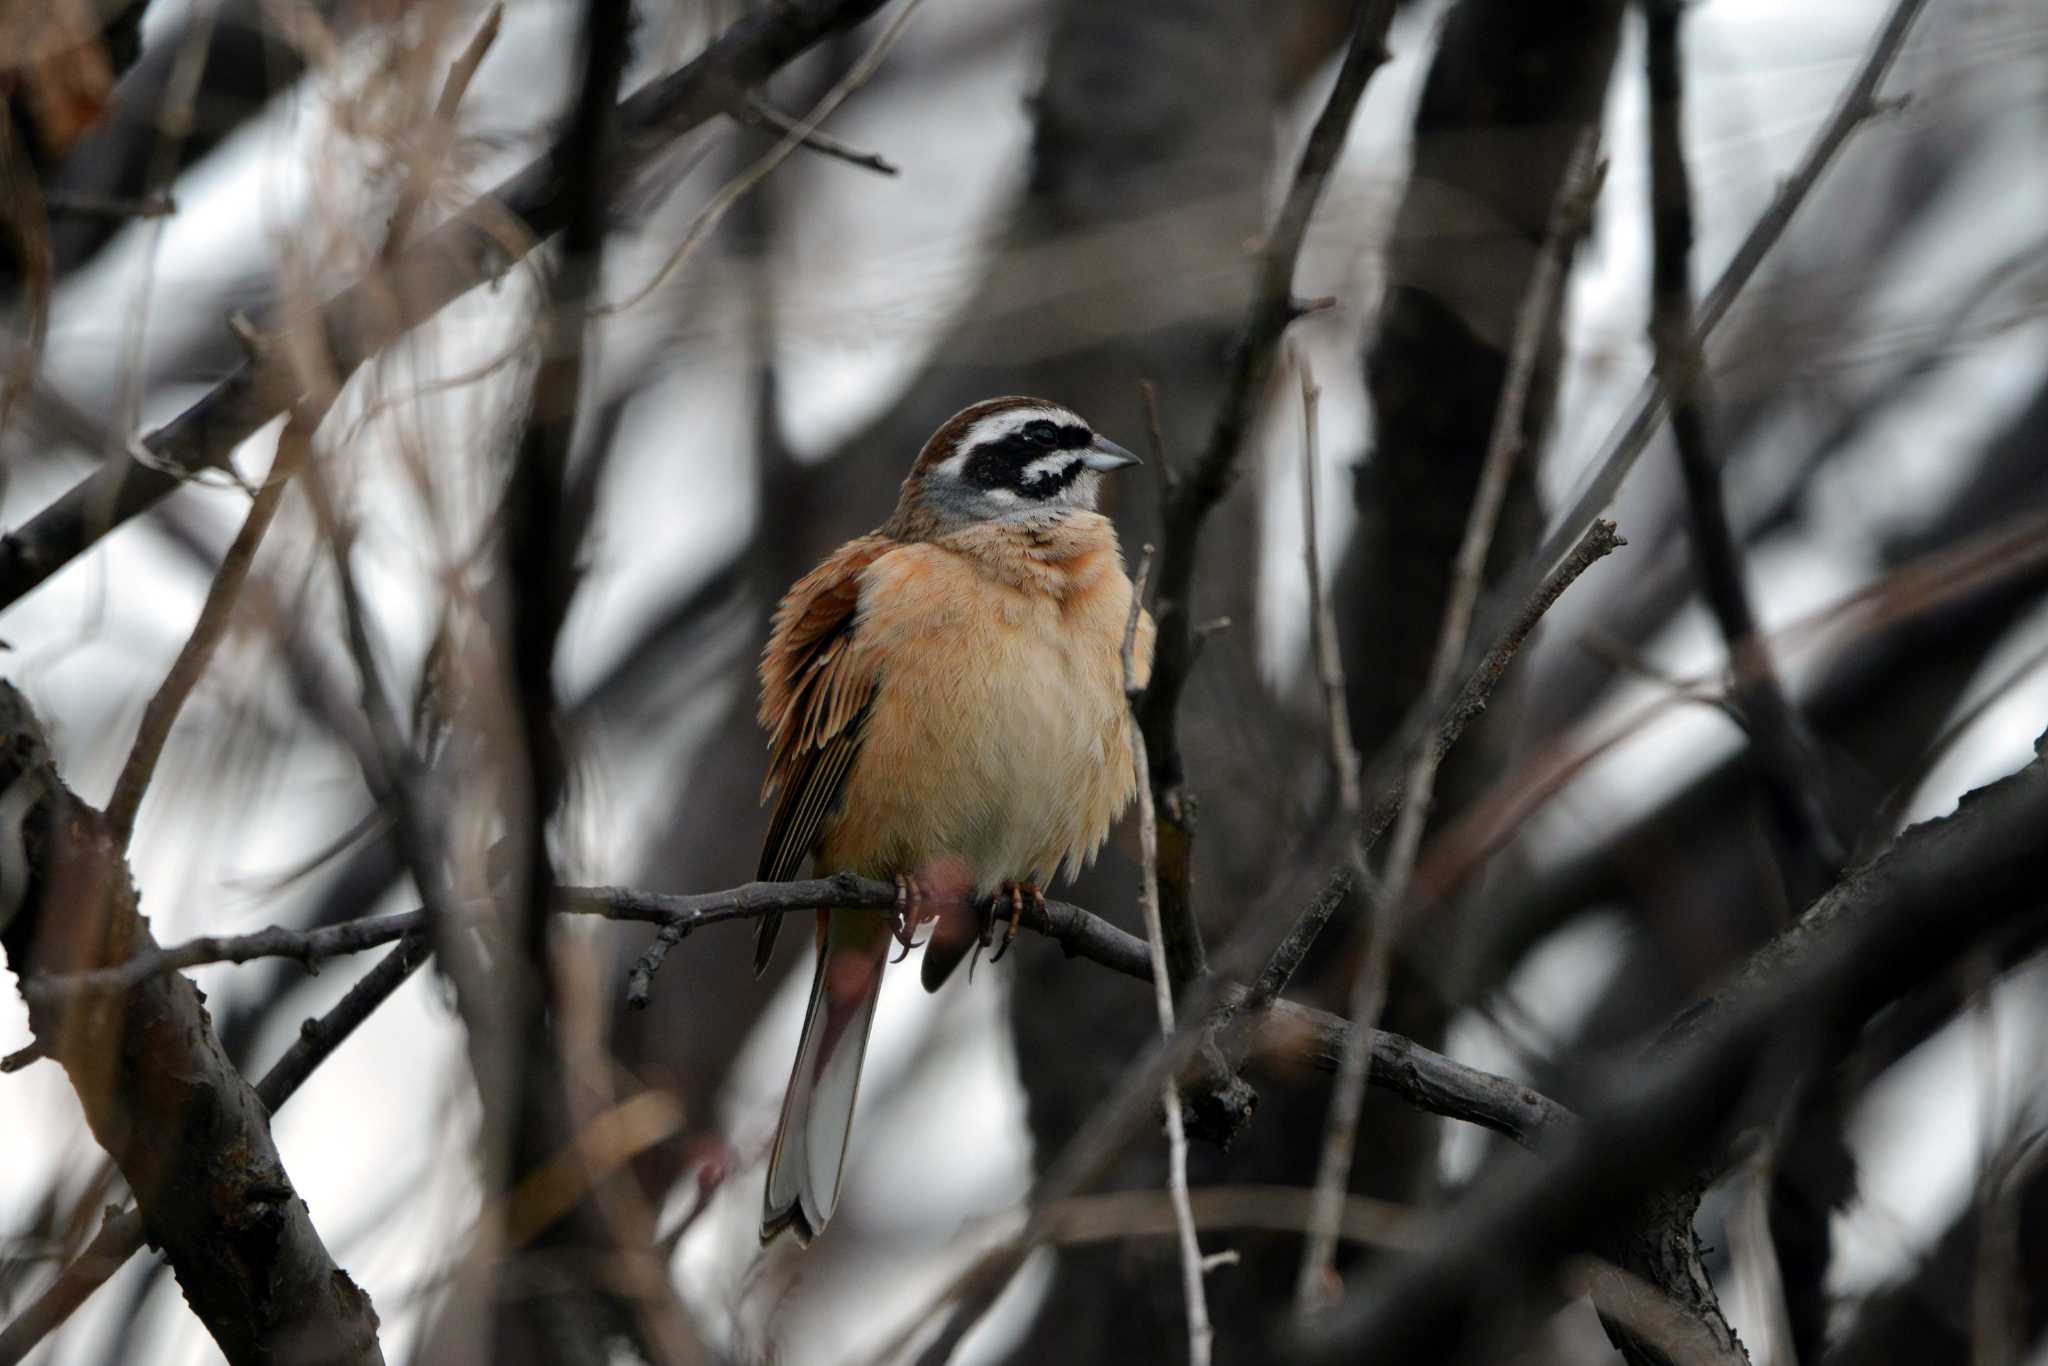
[{"left": 753, "top": 534, "right": 894, "bottom": 974}]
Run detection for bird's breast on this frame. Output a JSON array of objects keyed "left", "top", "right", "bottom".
[{"left": 818, "top": 542, "right": 1139, "bottom": 890}]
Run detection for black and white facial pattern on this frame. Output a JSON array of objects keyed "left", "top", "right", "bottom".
[{"left": 926, "top": 405, "right": 1107, "bottom": 523}]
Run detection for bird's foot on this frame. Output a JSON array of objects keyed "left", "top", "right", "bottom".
[
  {"left": 985, "top": 882, "right": 1040, "bottom": 965},
  {"left": 890, "top": 874, "right": 935, "bottom": 963}
]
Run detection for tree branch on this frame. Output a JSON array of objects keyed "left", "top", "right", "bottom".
[
  {"left": 0, "top": 0, "right": 895, "bottom": 614},
  {"left": 1468, "top": 0, "right": 1930, "bottom": 682},
  {"left": 1123, "top": 546, "right": 1215, "bottom": 1366},
  {"left": 1295, "top": 127, "right": 1605, "bottom": 1312},
  {"left": 1135, "top": 0, "right": 1399, "bottom": 1002},
  {"left": 0, "top": 934, "right": 432, "bottom": 1364},
  {"left": 103, "top": 425, "right": 305, "bottom": 845},
  {"left": 19, "top": 869, "right": 1568, "bottom": 1159},
  {"left": 0, "top": 684, "right": 385, "bottom": 1366},
  {"left": 1300, "top": 733, "right": 2048, "bottom": 1365},
  {"left": 1644, "top": 0, "right": 1842, "bottom": 888}
]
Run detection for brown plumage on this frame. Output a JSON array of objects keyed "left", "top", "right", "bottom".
[{"left": 755, "top": 396, "right": 1153, "bottom": 1245}]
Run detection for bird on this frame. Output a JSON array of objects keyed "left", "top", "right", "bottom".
[{"left": 753, "top": 395, "right": 1154, "bottom": 1245}]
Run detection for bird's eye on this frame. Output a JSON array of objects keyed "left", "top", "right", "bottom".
[{"left": 1024, "top": 420, "right": 1058, "bottom": 447}]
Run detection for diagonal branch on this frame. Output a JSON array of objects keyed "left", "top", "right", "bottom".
[
  {"left": 1462, "top": 0, "right": 1932, "bottom": 688},
  {"left": 1293, "top": 128, "right": 1605, "bottom": 1313},
  {"left": 1135, "top": 0, "right": 1399, "bottom": 1001},
  {"left": 0, "top": 0, "right": 895, "bottom": 614},
  {"left": 103, "top": 427, "right": 305, "bottom": 846},
  {"left": 1644, "top": 0, "right": 1842, "bottom": 891},
  {"left": 0, "top": 934, "right": 432, "bottom": 1364},
  {"left": 0, "top": 684, "right": 386, "bottom": 1366},
  {"left": 1302, "top": 734, "right": 2048, "bottom": 1365}
]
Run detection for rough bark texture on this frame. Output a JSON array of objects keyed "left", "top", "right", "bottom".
[{"left": 0, "top": 683, "right": 385, "bottom": 1366}]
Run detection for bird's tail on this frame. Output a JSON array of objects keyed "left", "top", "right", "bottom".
[{"left": 761, "top": 909, "right": 889, "bottom": 1245}]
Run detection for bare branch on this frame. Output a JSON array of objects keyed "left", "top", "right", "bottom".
[
  {"left": 597, "top": 0, "right": 927, "bottom": 316},
  {"left": 1644, "top": 0, "right": 1842, "bottom": 890},
  {"left": 104, "top": 428, "right": 305, "bottom": 845},
  {"left": 1134, "top": 0, "right": 1398, "bottom": 1004},
  {"left": 1478, "top": 0, "right": 1932, "bottom": 675},
  {"left": 738, "top": 93, "right": 898, "bottom": 175},
  {"left": 0, "top": 934, "right": 433, "bottom": 1363},
  {"left": 1301, "top": 735, "right": 2048, "bottom": 1365},
  {"left": 0, "top": 685, "right": 386, "bottom": 1366},
  {"left": 0, "top": 0, "right": 898, "bottom": 614},
  {"left": 1121, "top": 544, "right": 1215, "bottom": 1366},
  {"left": 1296, "top": 131, "right": 1604, "bottom": 1313}
]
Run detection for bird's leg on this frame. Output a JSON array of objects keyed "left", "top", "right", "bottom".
[
  {"left": 890, "top": 873, "right": 932, "bottom": 963},
  {"left": 985, "top": 882, "right": 1039, "bottom": 964}
]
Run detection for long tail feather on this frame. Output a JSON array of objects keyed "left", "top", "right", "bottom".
[{"left": 761, "top": 910, "right": 888, "bottom": 1244}]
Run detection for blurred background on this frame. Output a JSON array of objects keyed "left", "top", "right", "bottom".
[{"left": 1, "top": 0, "right": 2046, "bottom": 1362}]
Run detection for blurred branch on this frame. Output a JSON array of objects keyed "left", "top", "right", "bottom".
[
  {"left": 1123, "top": 546, "right": 1215, "bottom": 1366},
  {"left": 0, "top": 683, "right": 385, "bottom": 1366},
  {"left": 494, "top": 0, "right": 629, "bottom": 1169},
  {"left": 1295, "top": 128, "right": 1604, "bottom": 1313},
  {"left": 0, "top": 934, "right": 432, "bottom": 1364},
  {"left": 0, "top": 103, "right": 52, "bottom": 443},
  {"left": 381, "top": 3, "right": 503, "bottom": 256},
  {"left": 1300, "top": 733, "right": 2048, "bottom": 1365},
  {"left": 1135, "top": 0, "right": 1397, "bottom": 1001},
  {"left": 1627, "top": 8, "right": 1839, "bottom": 1359},
  {"left": 103, "top": 428, "right": 305, "bottom": 845},
  {"left": 736, "top": 93, "right": 897, "bottom": 174},
  {"left": 40, "top": 188, "right": 174, "bottom": 218},
  {"left": 1478, "top": 0, "right": 1930, "bottom": 672},
  {"left": 596, "top": 0, "right": 925, "bottom": 316},
  {"left": 1247, "top": 515, "right": 1627, "bottom": 1028},
  {"left": 1294, "top": 356, "right": 1363, "bottom": 829},
  {"left": 0, "top": 0, "right": 896, "bottom": 613},
  {"left": 1643, "top": 0, "right": 1842, "bottom": 890}
]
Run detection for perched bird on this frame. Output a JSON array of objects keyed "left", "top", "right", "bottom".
[{"left": 754, "top": 395, "right": 1154, "bottom": 1245}]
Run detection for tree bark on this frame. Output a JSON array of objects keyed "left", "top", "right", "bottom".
[{"left": 0, "top": 682, "right": 385, "bottom": 1366}]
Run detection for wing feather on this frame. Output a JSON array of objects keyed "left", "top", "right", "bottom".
[{"left": 753, "top": 535, "right": 894, "bottom": 974}]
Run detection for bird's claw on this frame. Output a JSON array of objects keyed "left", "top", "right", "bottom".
[
  {"left": 984, "top": 883, "right": 1038, "bottom": 965},
  {"left": 891, "top": 874, "right": 933, "bottom": 963}
]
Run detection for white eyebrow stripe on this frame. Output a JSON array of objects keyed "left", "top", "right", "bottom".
[{"left": 961, "top": 406, "right": 1078, "bottom": 451}]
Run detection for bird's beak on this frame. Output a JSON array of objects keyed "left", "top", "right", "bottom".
[{"left": 1080, "top": 436, "right": 1141, "bottom": 472}]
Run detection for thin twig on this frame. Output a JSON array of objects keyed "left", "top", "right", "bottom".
[
  {"left": 738, "top": 94, "right": 898, "bottom": 174},
  {"left": 1254, "top": 518, "right": 1626, "bottom": 1020},
  {"left": 1476, "top": 0, "right": 1932, "bottom": 668},
  {"left": 1123, "top": 547, "right": 1214, "bottom": 1366},
  {"left": 0, "top": 0, "right": 898, "bottom": 613},
  {"left": 1043, "top": 1185, "right": 1427, "bottom": 1253},
  {"left": 382, "top": 3, "right": 503, "bottom": 255},
  {"left": 1295, "top": 130, "right": 1604, "bottom": 1314},
  {"left": 1295, "top": 352, "right": 1363, "bottom": 824},
  {"left": 1363, "top": 515, "right": 1629, "bottom": 840},
  {"left": 104, "top": 432, "right": 307, "bottom": 846},
  {"left": 1136, "top": 1, "right": 1397, "bottom": 1003},
  {"left": 40, "top": 190, "right": 179, "bottom": 220},
  {"left": 597, "top": 0, "right": 927, "bottom": 316}
]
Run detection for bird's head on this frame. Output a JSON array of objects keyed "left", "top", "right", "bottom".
[{"left": 888, "top": 396, "right": 1141, "bottom": 536}]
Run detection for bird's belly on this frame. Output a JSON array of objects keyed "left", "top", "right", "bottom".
[{"left": 819, "top": 592, "right": 1132, "bottom": 891}]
